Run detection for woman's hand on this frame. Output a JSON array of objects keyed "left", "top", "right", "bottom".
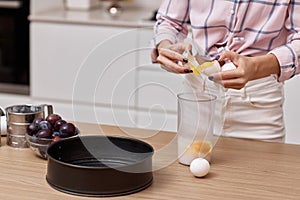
[
  {"left": 209, "top": 51, "right": 280, "bottom": 89},
  {"left": 152, "top": 40, "right": 193, "bottom": 74}
]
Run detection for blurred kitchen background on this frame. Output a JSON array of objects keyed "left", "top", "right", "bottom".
[{"left": 0, "top": 0, "right": 300, "bottom": 144}]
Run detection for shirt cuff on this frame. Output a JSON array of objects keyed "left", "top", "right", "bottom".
[{"left": 269, "top": 46, "right": 297, "bottom": 82}]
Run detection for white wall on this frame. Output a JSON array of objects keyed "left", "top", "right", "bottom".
[
  {"left": 30, "top": 0, "right": 64, "bottom": 14},
  {"left": 129, "top": 0, "right": 161, "bottom": 9},
  {"left": 30, "top": 0, "right": 161, "bottom": 14}
]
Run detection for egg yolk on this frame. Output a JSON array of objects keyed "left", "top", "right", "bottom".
[
  {"left": 186, "top": 52, "right": 215, "bottom": 76},
  {"left": 185, "top": 140, "right": 212, "bottom": 157}
]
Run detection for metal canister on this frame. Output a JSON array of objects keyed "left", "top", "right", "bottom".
[{"left": 5, "top": 104, "right": 53, "bottom": 148}]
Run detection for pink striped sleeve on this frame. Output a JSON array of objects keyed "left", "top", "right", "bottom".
[
  {"left": 270, "top": 2, "right": 300, "bottom": 82},
  {"left": 152, "top": 0, "right": 190, "bottom": 47}
]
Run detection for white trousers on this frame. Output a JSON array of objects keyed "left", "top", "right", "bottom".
[{"left": 184, "top": 75, "right": 285, "bottom": 142}]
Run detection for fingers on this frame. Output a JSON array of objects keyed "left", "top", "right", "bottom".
[
  {"left": 156, "top": 47, "right": 191, "bottom": 74},
  {"left": 209, "top": 71, "right": 248, "bottom": 89},
  {"left": 155, "top": 42, "right": 194, "bottom": 74},
  {"left": 218, "top": 51, "right": 236, "bottom": 61},
  {"left": 209, "top": 51, "right": 255, "bottom": 89},
  {"left": 218, "top": 51, "right": 239, "bottom": 64},
  {"left": 158, "top": 56, "right": 183, "bottom": 73},
  {"left": 209, "top": 70, "right": 237, "bottom": 84},
  {"left": 158, "top": 47, "right": 185, "bottom": 62}
]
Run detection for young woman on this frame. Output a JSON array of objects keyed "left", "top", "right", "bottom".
[{"left": 152, "top": 0, "right": 300, "bottom": 142}]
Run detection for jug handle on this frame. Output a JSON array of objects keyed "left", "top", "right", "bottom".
[
  {"left": 40, "top": 104, "right": 53, "bottom": 118},
  {"left": 0, "top": 107, "right": 6, "bottom": 137}
]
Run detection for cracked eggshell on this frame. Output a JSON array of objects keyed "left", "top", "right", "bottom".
[
  {"left": 222, "top": 62, "right": 236, "bottom": 71},
  {"left": 203, "top": 60, "right": 221, "bottom": 76}
]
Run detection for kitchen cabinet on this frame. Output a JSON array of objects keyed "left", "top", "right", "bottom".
[
  {"left": 30, "top": 22, "right": 136, "bottom": 104},
  {"left": 30, "top": 21, "right": 181, "bottom": 131},
  {"left": 134, "top": 29, "right": 184, "bottom": 131}
]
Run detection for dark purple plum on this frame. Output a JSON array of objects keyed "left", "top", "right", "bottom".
[
  {"left": 27, "top": 123, "right": 39, "bottom": 136},
  {"left": 39, "top": 120, "right": 52, "bottom": 130},
  {"left": 32, "top": 117, "right": 44, "bottom": 127},
  {"left": 36, "top": 129, "right": 53, "bottom": 139},
  {"left": 53, "top": 119, "right": 67, "bottom": 131},
  {"left": 59, "top": 123, "right": 76, "bottom": 138},
  {"left": 46, "top": 114, "right": 62, "bottom": 126}
]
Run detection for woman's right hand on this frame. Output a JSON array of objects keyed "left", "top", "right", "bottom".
[{"left": 152, "top": 40, "right": 193, "bottom": 74}]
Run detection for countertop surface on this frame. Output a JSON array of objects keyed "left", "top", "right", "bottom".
[
  {"left": 1, "top": 122, "right": 300, "bottom": 200},
  {"left": 29, "top": 6, "right": 156, "bottom": 28}
]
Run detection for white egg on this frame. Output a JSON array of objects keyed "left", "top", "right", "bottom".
[{"left": 190, "top": 158, "right": 210, "bottom": 177}]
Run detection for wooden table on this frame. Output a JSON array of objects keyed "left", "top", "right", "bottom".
[{"left": 0, "top": 122, "right": 300, "bottom": 200}]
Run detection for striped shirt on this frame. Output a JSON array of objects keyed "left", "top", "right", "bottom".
[{"left": 153, "top": 0, "right": 300, "bottom": 81}]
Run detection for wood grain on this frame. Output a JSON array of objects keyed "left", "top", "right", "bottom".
[{"left": 0, "top": 122, "right": 299, "bottom": 200}]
